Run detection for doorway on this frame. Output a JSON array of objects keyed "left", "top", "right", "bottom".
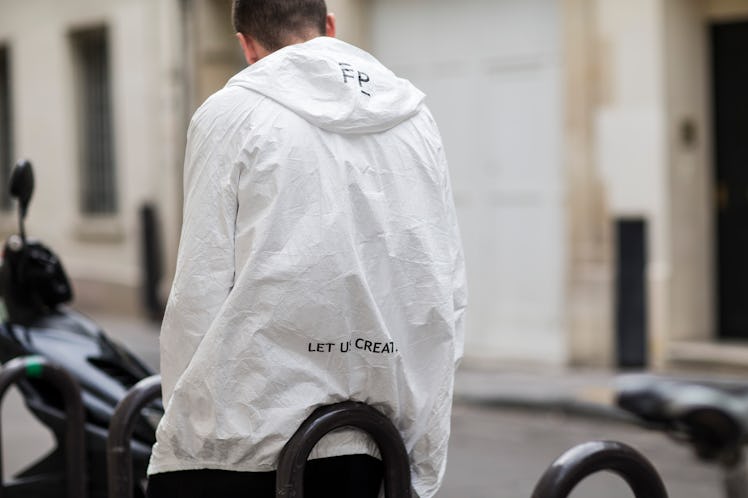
[
  {"left": 615, "top": 219, "right": 647, "bottom": 368},
  {"left": 712, "top": 20, "right": 748, "bottom": 339}
]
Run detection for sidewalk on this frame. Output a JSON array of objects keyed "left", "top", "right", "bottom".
[
  {"left": 87, "top": 309, "right": 748, "bottom": 423},
  {"left": 454, "top": 365, "right": 630, "bottom": 421},
  {"left": 92, "top": 308, "right": 628, "bottom": 419},
  {"left": 454, "top": 362, "right": 748, "bottom": 424}
]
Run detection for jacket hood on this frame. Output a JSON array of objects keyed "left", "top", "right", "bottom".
[{"left": 226, "top": 37, "right": 425, "bottom": 134}]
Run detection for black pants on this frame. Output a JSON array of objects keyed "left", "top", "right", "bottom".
[{"left": 146, "top": 455, "right": 383, "bottom": 498}]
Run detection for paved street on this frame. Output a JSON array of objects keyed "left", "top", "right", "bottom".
[
  {"left": 439, "top": 403, "right": 722, "bottom": 498},
  {"left": 3, "top": 395, "right": 724, "bottom": 497},
  {"left": 0, "top": 311, "right": 729, "bottom": 497}
]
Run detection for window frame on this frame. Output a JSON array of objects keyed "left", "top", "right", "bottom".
[
  {"left": 70, "top": 25, "right": 119, "bottom": 218},
  {"left": 0, "top": 44, "right": 13, "bottom": 213}
]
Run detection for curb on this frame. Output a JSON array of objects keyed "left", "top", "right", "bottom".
[{"left": 454, "top": 393, "right": 639, "bottom": 425}]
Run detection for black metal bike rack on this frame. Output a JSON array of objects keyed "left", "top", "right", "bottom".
[
  {"left": 106, "top": 374, "right": 161, "bottom": 498},
  {"left": 0, "top": 355, "right": 87, "bottom": 498},
  {"left": 531, "top": 440, "right": 668, "bottom": 498},
  {"left": 276, "top": 401, "right": 412, "bottom": 498}
]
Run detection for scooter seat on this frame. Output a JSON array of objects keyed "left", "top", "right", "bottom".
[{"left": 616, "top": 374, "right": 748, "bottom": 463}]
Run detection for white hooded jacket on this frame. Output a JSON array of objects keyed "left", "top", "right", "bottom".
[{"left": 148, "top": 36, "right": 467, "bottom": 498}]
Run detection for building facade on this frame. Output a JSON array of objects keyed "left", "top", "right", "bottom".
[
  {"left": 563, "top": 0, "right": 748, "bottom": 370},
  {"left": 0, "top": 0, "right": 190, "bottom": 314},
  {"left": 1, "top": 0, "right": 747, "bottom": 370}
]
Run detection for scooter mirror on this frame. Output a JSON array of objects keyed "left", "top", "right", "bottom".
[{"left": 9, "top": 159, "right": 34, "bottom": 219}]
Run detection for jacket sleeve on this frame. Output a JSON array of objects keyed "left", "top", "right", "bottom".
[
  {"left": 442, "top": 149, "right": 467, "bottom": 368},
  {"left": 159, "top": 106, "right": 239, "bottom": 404}
]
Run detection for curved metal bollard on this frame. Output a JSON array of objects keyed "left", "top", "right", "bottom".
[
  {"left": 0, "top": 355, "right": 86, "bottom": 498},
  {"left": 531, "top": 440, "right": 668, "bottom": 498},
  {"left": 276, "top": 401, "right": 411, "bottom": 498},
  {"left": 106, "top": 374, "right": 161, "bottom": 498}
]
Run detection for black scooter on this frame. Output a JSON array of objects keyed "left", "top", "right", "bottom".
[{"left": 0, "top": 160, "right": 162, "bottom": 498}]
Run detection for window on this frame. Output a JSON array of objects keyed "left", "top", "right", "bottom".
[
  {"left": 0, "top": 46, "right": 12, "bottom": 211},
  {"left": 71, "top": 27, "right": 117, "bottom": 215}
]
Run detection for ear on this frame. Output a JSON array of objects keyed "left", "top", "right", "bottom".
[
  {"left": 236, "top": 32, "right": 268, "bottom": 64},
  {"left": 325, "top": 13, "right": 336, "bottom": 38}
]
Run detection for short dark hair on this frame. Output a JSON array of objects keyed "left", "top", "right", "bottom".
[{"left": 233, "top": 0, "right": 328, "bottom": 52}]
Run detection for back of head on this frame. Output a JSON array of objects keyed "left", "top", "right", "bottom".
[{"left": 233, "top": 0, "right": 328, "bottom": 52}]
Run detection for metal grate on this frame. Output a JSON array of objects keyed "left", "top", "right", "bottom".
[
  {"left": 0, "top": 46, "right": 12, "bottom": 211},
  {"left": 72, "top": 28, "right": 117, "bottom": 215}
]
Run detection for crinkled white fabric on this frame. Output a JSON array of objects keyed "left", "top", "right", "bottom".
[{"left": 148, "top": 36, "right": 467, "bottom": 498}]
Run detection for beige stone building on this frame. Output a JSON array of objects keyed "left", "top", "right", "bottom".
[
  {"left": 0, "top": 0, "right": 747, "bottom": 370},
  {"left": 563, "top": 0, "right": 748, "bottom": 371}
]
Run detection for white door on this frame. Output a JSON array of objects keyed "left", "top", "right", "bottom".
[{"left": 369, "top": 0, "right": 566, "bottom": 364}]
